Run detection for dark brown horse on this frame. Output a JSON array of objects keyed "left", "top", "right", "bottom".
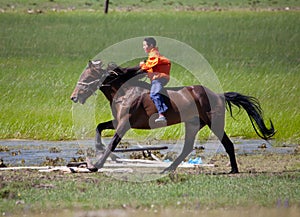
[{"left": 70, "top": 60, "right": 275, "bottom": 173}]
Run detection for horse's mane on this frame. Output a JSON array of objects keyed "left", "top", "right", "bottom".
[
  {"left": 104, "top": 63, "right": 189, "bottom": 91},
  {"left": 104, "top": 63, "right": 151, "bottom": 89}
]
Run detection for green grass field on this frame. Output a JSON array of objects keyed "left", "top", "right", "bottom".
[
  {"left": 0, "top": 2, "right": 299, "bottom": 215},
  {"left": 3, "top": 173, "right": 300, "bottom": 210},
  {"left": 0, "top": 1, "right": 299, "bottom": 143},
  {"left": 0, "top": 0, "right": 299, "bottom": 12},
  {"left": 1, "top": 153, "right": 300, "bottom": 215}
]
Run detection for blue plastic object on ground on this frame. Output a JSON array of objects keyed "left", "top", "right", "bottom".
[
  {"left": 187, "top": 157, "right": 202, "bottom": 164},
  {"left": 163, "top": 157, "right": 202, "bottom": 165}
]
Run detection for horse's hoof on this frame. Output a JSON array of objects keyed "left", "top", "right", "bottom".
[
  {"left": 229, "top": 169, "right": 239, "bottom": 174},
  {"left": 86, "top": 157, "right": 99, "bottom": 172},
  {"left": 88, "top": 167, "right": 98, "bottom": 172},
  {"left": 160, "top": 169, "right": 169, "bottom": 175},
  {"left": 161, "top": 167, "right": 175, "bottom": 174},
  {"left": 66, "top": 162, "right": 87, "bottom": 168}
]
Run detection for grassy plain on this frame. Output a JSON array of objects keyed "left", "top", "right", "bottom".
[
  {"left": 0, "top": 0, "right": 299, "bottom": 12},
  {"left": 0, "top": 2, "right": 299, "bottom": 216},
  {"left": 0, "top": 1, "right": 299, "bottom": 143},
  {"left": 0, "top": 153, "right": 300, "bottom": 215}
]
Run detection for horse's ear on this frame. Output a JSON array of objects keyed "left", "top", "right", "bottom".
[
  {"left": 91, "top": 60, "right": 102, "bottom": 66},
  {"left": 88, "top": 60, "right": 92, "bottom": 67}
]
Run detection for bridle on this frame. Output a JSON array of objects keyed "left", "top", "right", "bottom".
[
  {"left": 76, "top": 79, "right": 102, "bottom": 94},
  {"left": 76, "top": 69, "right": 106, "bottom": 96},
  {"left": 76, "top": 67, "right": 145, "bottom": 94},
  {"left": 77, "top": 79, "right": 101, "bottom": 89},
  {"left": 76, "top": 68, "right": 118, "bottom": 94}
]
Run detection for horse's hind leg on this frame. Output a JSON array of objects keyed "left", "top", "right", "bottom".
[
  {"left": 211, "top": 127, "right": 239, "bottom": 173},
  {"left": 220, "top": 133, "right": 239, "bottom": 174},
  {"left": 163, "top": 119, "right": 204, "bottom": 173},
  {"left": 208, "top": 108, "right": 239, "bottom": 173}
]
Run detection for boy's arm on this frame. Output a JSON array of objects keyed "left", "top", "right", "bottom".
[{"left": 140, "top": 53, "right": 159, "bottom": 72}]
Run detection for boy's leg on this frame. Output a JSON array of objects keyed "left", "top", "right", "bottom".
[{"left": 150, "top": 79, "right": 168, "bottom": 121}]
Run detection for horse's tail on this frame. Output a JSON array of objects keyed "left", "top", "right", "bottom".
[{"left": 224, "top": 92, "right": 275, "bottom": 140}]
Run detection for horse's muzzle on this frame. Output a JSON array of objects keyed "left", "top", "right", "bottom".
[{"left": 70, "top": 96, "right": 78, "bottom": 103}]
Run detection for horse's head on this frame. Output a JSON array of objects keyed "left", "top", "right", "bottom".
[
  {"left": 71, "top": 60, "right": 146, "bottom": 104},
  {"left": 70, "top": 60, "right": 106, "bottom": 104}
]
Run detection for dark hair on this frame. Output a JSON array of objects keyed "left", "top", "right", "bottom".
[{"left": 144, "top": 37, "right": 156, "bottom": 47}]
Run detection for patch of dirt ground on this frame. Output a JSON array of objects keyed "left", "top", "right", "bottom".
[{"left": 1, "top": 153, "right": 299, "bottom": 182}]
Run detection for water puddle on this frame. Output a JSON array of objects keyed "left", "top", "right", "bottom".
[{"left": 0, "top": 139, "right": 296, "bottom": 167}]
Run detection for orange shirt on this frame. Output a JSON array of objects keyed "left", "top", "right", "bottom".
[{"left": 140, "top": 47, "right": 171, "bottom": 82}]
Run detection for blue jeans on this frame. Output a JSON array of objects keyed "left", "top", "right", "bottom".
[{"left": 150, "top": 78, "right": 168, "bottom": 114}]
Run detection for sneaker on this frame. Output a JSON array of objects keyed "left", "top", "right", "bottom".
[{"left": 155, "top": 116, "right": 167, "bottom": 123}]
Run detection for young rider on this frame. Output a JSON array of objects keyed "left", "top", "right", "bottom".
[{"left": 139, "top": 37, "right": 171, "bottom": 123}]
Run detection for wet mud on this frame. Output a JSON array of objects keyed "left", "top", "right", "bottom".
[{"left": 0, "top": 139, "right": 298, "bottom": 167}]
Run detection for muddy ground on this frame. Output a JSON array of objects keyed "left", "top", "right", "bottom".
[
  {"left": 1, "top": 151, "right": 299, "bottom": 179},
  {"left": 0, "top": 151, "right": 299, "bottom": 217}
]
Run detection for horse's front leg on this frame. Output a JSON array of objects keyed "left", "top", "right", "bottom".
[
  {"left": 95, "top": 120, "right": 116, "bottom": 152},
  {"left": 89, "top": 121, "right": 130, "bottom": 171}
]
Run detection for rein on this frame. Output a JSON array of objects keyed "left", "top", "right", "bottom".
[
  {"left": 77, "top": 68, "right": 145, "bottom": 92},
  {"left": 103, "top": 71, "right": 122, "bottom": 85},
  {"left": 104, "top": 69, "right": 146, "bottom": 85}
]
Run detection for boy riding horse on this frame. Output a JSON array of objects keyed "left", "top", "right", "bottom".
[{"left": 139, "top": 37, "right": 171, "bottom": 123}]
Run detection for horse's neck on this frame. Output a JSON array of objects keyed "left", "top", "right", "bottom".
[
  {"left": 99, "top": 86, "right": 117, "bottom": 103},
  {"left": 100, "top": 83, "right": 149, "bottom": 103}
]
